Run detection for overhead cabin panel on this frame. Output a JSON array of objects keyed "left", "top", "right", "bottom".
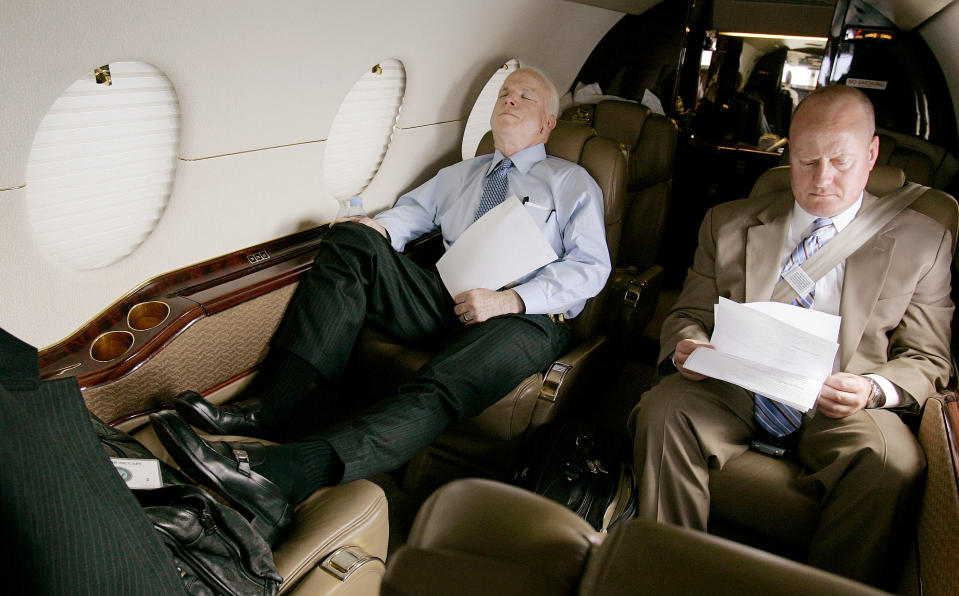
[
  {"left": 713, "top": 0, "right": 836, "bottom": 37},
  {"left": 868, "top": 0, "right": 956, "bottom": 31},
  {"left": 0, "top": 0, "right": 621, "bottom": 181},
  {"left": 566, "top": 0, "right": 664, "bottom": 15}
]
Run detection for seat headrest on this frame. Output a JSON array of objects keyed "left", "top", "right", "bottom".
[
  {"left": 631, "top": 114, "right": 678, "bottom": 188},
  {"left": 475, "top": 120, "right": 597, "bottom": 164},
  {"left": 592, "top": 100, "right": 651, "bottom": 147},
  {"left": 588, "top": 100, "right": 676, "bottom": 188},
  {"left": 748, "top": 164, "right": 906, "bottom": 200},
  {"left": 866, "top": 164, "right": 907, "bottom": 195}
]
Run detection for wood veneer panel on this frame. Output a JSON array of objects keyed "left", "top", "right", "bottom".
[{"left": 38, "top": 225, "right": 328, "bottom": 388}]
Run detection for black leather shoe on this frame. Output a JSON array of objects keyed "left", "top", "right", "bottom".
[
  {"left": 150, "top": 410, "right": 293, "bottom": 546},
  {"left": 172, "top": 390, "right": 271, "bottom": 438}
]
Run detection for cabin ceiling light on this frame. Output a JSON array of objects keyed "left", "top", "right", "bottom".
[{"left": 720, "top": 32, "right": 828, "bottom": 43}]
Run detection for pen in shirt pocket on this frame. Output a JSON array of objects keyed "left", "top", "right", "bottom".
[{"left": 521, "top": 196, "right": 555, "bottom": 216}]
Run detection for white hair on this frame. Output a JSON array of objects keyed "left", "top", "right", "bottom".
[{"left": 512, "top": 66, "right": 560, "bottom": 117}]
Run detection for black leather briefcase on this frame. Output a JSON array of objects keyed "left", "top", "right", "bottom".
[{"left": 514, "top": 418, "right": 637, "bottom": 532}]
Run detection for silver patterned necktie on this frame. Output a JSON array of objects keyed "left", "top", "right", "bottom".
[
  {"left": 473, "top": 157, "right": 513, "bottom": 221},
  {"left": 754, "top": 217, "right": 835, "bottom": 437}
]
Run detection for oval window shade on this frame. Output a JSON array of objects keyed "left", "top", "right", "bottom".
[
  {"left": 324, "top": 59, "right": 406, "bottom": 202},
  {"left": 461, "top": 59, "right": 520, "bottom": 160},
  {"left": 25, "top": 61, "right": 180, "bottom": 270}
]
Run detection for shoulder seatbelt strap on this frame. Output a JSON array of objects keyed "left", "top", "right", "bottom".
[{"left": 770, "top": 182, "right": 927, "bottom": 303}]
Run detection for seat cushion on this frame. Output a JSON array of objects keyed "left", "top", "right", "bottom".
[{"left": 708, "top": 450, "right": 819, "bottom": 549}]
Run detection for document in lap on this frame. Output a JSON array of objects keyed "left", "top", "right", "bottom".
[
  {"left": 684, "top": 297, "right": 840, "bottom": 412},
  {"left": 437, "top": 195, "right": 558, "bottom": 297}
]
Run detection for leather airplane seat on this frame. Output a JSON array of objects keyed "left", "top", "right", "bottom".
[
  {"left": 133, "top": 414, "right": 390, "bottom": 595},
  {"left": 380, "top": 478, "right": 887, "bottom": 596},
  {"left": 707, "top": 164, "right": 959, "bottom": 570},
  {"left": 346, "top": 120, "right": 628, "bottom": 488},
  {"left": 562, "top": 99, "right": 679, "bottom": 349}
]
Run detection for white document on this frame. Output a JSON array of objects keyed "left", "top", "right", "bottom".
[
  {"left": 684, "top": 297, "right": 840, "bottom": 412},
  {"left": 436, "top": 195, "right": 558, "bottom": 297}
]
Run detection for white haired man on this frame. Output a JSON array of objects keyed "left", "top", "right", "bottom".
[{"left": 151, "top": 68, "right": 611, "bottom": 545}]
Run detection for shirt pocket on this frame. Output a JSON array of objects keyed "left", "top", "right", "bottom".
[{"left": 523, "top": 200, "right": 555, "bottom": 226}]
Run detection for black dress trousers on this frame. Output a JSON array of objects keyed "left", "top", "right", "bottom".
[
  {"left": 271, "top": 222, "right": 569, "bottom": 482},
  {"left": 0, "top": 328, "right": 186, "bottom": 596}
]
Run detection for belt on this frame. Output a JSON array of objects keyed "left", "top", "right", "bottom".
[{"left": 547, "top": 313, "right": 568, "bottom": 327}]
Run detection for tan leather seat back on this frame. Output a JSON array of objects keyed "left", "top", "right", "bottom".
[
  {"left": 877, "top": 131, "right": 936, "bottom": 187},
  {"left": 476, "top": 120, "right": 628, "bottom": 341},
  {"left": 567, "top": 100, "right": 678, "bottom": 272},
  {"left": 580, "top": 519, "right": 887, "bottom": 596}
]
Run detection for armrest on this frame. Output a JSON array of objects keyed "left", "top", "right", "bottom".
[
  {"left": 532, "top": 334, "right": 606, "bottom": 428},
  {"left": 276, "top": 480, "right": 389, "bottom": 594},
  {"left": 580, "top": 519, "right": 888, "bottom": 595},
  {"left": 604, "top": 264, "right": 663, "bottom": 355},
  {"left": 402, "top": 230, "right": 445, "bottom": 269}
]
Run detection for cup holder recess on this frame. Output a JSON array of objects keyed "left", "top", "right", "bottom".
[
  {"left": 90, "top": 330, "right": 135, "bottom": 362},
  {"left": 127, "top": 300, "right": 170, "bottom": 331}
]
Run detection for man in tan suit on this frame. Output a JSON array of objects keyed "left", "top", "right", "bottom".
[{"left": 630, "top": 84, "right": 953, "bottom": 589}]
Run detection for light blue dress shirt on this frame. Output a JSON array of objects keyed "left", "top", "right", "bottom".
[{"left": 373, "top": 143, "right": 611, "bottom": 319}]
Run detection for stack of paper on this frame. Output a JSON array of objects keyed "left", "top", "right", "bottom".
[
  {"left": 684, "top": 297, "right": 840, "bottom": 412},
  {"left": 436, "top": 195, "right": 558, "bottom": 297}
]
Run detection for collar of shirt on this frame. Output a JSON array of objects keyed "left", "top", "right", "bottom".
[
  {"left": 788, "top": 191, "right": 863, "bottom": 245},
  {"left": 486, "top": 143, "right": 547, "bottom": 177}
]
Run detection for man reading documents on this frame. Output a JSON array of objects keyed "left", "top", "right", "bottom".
[{"left": 629, "top": 85, "right": 953, "bottom": 590}]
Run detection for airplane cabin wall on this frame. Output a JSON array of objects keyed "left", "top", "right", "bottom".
[
  {"left": 0, "top": 0, "right": 622, "bottom": 348},
  {"left": 918, "top": 0, "right": 959, "bottom": 138}
]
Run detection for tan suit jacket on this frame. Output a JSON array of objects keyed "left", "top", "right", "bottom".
[{"left": 660, "top": 189, "right": 954, "bottom": 404}]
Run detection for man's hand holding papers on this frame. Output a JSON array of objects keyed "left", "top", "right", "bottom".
[{"left": 682, "top": 297, "right": 841, "bottom": 413}]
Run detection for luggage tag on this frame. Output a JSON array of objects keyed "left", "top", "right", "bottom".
[{"left": 110, "top": 457, "right": 163, "bottom": 489}]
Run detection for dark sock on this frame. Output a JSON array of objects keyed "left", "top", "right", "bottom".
[
  {"left": 241, "top": 348, "right": 318, "bottom": 427},
  {"left": 246, "top": 440, "right": 343, "bottom": 503}
]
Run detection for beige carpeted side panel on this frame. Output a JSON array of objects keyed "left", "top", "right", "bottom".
[
  {"left": 83, "top": 284, "right": 297, "bottom": 422},
  {"left": 915, "top": 396, "right": 959, "bottom": 596}
]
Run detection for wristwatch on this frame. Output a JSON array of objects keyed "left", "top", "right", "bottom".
[{"left": 865, "top": 377, "right": 886, "bottom": 409}]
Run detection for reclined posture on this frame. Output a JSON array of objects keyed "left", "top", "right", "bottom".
[
  {"left": 630, "top": 84, "right": 953, "bottom": 590},
  {"left": 151, "top": 67, "right": 611, "bottom": 543}
]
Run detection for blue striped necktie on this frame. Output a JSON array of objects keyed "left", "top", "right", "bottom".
[
  {"left": 754, "top": 217, "right": 835, "bottom": 437},
  {"left": 473, "top": 158, "right": 513, "bottom": 221}
]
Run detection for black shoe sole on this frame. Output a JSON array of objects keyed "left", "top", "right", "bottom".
[{"left": 150, "top": 411, "right": 292, "bottom": 546}]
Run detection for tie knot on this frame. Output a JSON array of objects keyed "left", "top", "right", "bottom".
[
  {"left": 491, "top": 158, "right": 512, "bottom": 176},
  {"left": 811, "top": 217, "right": 833, "bottom": 234},
  {"left": 808, "top": 217, "right": 835, "bottom": 245}
]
